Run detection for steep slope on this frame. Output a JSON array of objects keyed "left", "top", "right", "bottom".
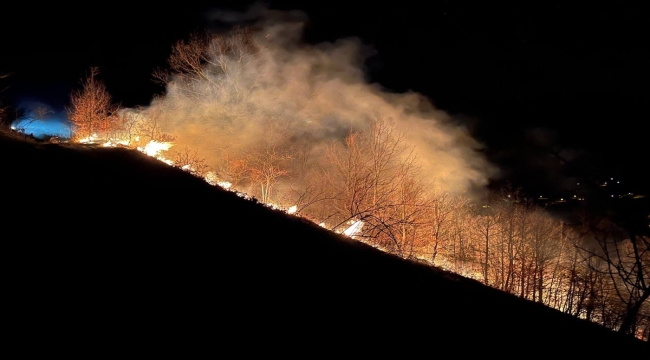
[{"left": 2, "top": 132, "right": 646, "bottom": 356}]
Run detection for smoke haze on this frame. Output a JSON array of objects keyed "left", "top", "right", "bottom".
[{"left": 129, "top": 6, "right": 496, "bottom": 198}]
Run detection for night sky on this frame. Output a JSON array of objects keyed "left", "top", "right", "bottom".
[{"left": 1, "top": 1, "right": 648, "bottom": 198}]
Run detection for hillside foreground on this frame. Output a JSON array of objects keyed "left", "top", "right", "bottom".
[{"left": 2, "top": 131, "right": 647, "bottom": 356}]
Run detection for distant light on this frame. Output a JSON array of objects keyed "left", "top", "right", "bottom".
[
  {"left": 577, "top": 182, "right": 580, "bottom": 185},
  {"left": 573, "top": 195, "right": 577, "bottom": 197},
  {"left": 560, "top": 198, "right": 564, "bottom": 201},
  {"left": 617, "top": 181, "right": 620, "bottom": 184},
  {"left": 611, "top": 177, "right": 614, "bottom": 180},
  {"left": 611, "top": 195, "right": 614, "bottom": 197}
]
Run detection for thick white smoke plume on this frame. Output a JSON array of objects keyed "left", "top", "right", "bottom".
[{"left": 127, "top": 7, "right": 495, "bottom": 199}]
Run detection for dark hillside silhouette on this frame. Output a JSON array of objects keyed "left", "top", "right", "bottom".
[{"left": 2, "top": 130, "right": 646, "bottom": 356}]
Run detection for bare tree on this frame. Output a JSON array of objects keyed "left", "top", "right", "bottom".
[
  {"left": 11, "top": 104, "right": 53, "bottom": 135},
  {"left": 573, "top": 214, "right": 650, "bottom": 338},
  {"left": 247, "top": 145, "right": 291, "bottom": 204},
  {"left": 135, "top": 106, "right": 175, "bottom": 143},
  {"left": 215, "top": 152, "right": 250, "bottom": 188},
  {"left": 425, "top": 189, "right": 456, "bottom": 263},
  {"left": 67, "top": 67, "right": 118, "bottom": 140},
  {"left": 153, "top": 31, "right": 211, "bottom": 89},
  {"left": 171, "top": 147, "right": 210, "bottom": 177},
  {"left": 317, "top": 117, "right": 429, "bottom": 254},
  {"left": 472, "top": 202, "right": 502, "bottom": 286},
  {"left": 491, "top": 194, "right": 521, "bottom": 292},
  {"left": 528, "top": 209, "right": 563, "bottom": 302},
  {"left": 442, "top": 197, "right": 475, "bottom": 271},
  {"left": 374, "top": 159, "right": 431, "bottom": 258},
  {"left": 0, "top": 72, "right": 12, "bottom": 128},
  {"left": 596, "top": 228, "right": 649, "bottom": 336},
  {"left": 287, "top": 142, "right": 335, "bottom": 217},
  {"left": 321, "top": 130, "right": 371, "bottom": 230},
  {"left": 110, "top": 109, "right": 142, "bottom": 144}
]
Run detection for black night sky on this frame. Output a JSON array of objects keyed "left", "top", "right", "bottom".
[{"left": 1, "top": 1, "right": 648, "bottom": 199}]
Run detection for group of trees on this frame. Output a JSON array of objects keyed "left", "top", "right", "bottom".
[
  {"left": 65, "top": 68, "right": 181, "bottom": 157},
  {"left": 438, "top": 196, "right": 649, "bottom": 339},
  {"left": 147, "top": 28, "right": 649, "bottom": 340},
  {"left": 305, "top": 133, "right": 649, "bottom": 338},
  {"left": 196, "top": 114, "right": 648, "bottom": 341},
  {"left": 199, "top": 102, "right": 649, "bottom": 340}
]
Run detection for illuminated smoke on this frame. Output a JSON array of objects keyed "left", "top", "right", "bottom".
[{"left": 124, "top": 7, "right": 495, "bottom": 201}]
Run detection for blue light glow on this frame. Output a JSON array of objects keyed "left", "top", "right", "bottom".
[
  {"left": 10, "top": 100, "right": 72, "bottom": 139},
  {"left": 12, "top": 118, "right": 72, "bottom": 139}
]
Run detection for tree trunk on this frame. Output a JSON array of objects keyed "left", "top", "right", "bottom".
[{"left": 618, "top": 288, "right": 650, "bottom": 336}]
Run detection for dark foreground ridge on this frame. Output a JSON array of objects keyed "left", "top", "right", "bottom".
[{"left": 2, "top": 131, "right": 647, "bottom": 356}]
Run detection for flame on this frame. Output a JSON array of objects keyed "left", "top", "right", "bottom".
[
  {"left": 287, "top": 205, "right": 297, "bottom": 214},
  {"left": 203, "top": 171, "right": 219, "bottom": 185},
  {"left": 266, "top": 203, "right": 285, "bottom": 211},
  {"left": 102, "top": 139, "right": 130, "bottom": 147},
  {"left": 236, "top": 192, "right": 251, "bottom": 200},
  {"left": 343, "top": 220, "right": 364, "bottom": 238},
  {"left": 138, "top": 140, "right": 173, "bottom": 157},
  {"left": 78, "top": 133, "right": 100, "bottom": 144}
]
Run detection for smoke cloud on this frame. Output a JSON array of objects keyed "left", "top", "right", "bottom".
[{"left": 127, "top": 6, "right": 496, "bottom": 198}]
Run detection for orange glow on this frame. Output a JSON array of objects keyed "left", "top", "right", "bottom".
[{"left": 138, "top": 140, "right": 173, "bottom": 157}]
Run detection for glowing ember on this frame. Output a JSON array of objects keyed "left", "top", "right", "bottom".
[
  {"left": 138, "top": 140, "right": 173, "bottom": 157},
  {"left": 203, "top": 171, "right": 218, "bottom": 185},
  {"left": 343, "top": 220, "right": 364, "bottom": 238},
  {"left": 217, "top": 181, "right": 232, "bottom": 189},
  {"left": 102, "top": 139, "right": 130, "bottom": 147},
  {"left": 78, "top": 133, "right": 100, "bottom": 144}
]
